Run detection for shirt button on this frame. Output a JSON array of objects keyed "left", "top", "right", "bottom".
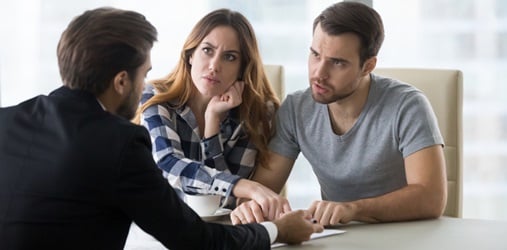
[
  {"left": 214, "top": 187, "right": 219, "bottom": 191},
  {"left": 222, "top": 188, "right": 227, "bottom": 193}
]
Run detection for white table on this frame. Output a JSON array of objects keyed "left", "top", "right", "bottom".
[
  {"left": 277, "top": 217, "right": 507, "bottom": 250},
  {"left": 125, "top": 217, "right": 507, "bottom": 250}
]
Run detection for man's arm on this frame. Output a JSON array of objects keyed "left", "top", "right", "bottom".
[
  {"left": 251, "top": 151, "right": 295, "bottom": 193},
  {"left": 309, "top": 145, "right": 447, "bottom": 225}
]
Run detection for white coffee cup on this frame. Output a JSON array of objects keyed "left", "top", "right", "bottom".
[{"left": 185, "top": 194, "right": 221, "bottom": 217}]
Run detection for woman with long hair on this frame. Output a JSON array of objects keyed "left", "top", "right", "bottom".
[{"left": 135, "top": 9, "right": 289, "bottom": 222}]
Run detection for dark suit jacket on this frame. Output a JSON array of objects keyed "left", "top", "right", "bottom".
[{"left": 0, "top": 86, "right": 270, "bottom": 250}]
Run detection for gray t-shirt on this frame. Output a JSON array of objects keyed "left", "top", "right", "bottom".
[{"left": 269, "top": 73, "right": 443, "bottom": 201}]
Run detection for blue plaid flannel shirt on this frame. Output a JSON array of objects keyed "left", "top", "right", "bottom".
[{"left": 140, "top": 85, "right": 257, "bottom": 203}]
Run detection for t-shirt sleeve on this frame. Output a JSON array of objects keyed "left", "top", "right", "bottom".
[
  {"left": 396, "top": 91, "right": 444, "bottom": 157},
  {"left": 268, "top": 95, "right": 301, "bottom": 160}
]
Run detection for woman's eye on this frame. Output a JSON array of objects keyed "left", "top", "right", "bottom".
[
  {"left": 224, "top": 54, "right": 237, "bottom": 61},
  {"left": 203, "top": 47, "right": 212, "bottom": 54}
]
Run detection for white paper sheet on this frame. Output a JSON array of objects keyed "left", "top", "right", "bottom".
[{"left": 271, "top": 229, "right": 346, "bottom": 248}]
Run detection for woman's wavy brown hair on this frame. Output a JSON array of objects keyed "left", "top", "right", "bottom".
[{"left": 135, "top": 8, "right": 280, "bottom": 169}]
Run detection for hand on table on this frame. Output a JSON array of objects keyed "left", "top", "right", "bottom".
[{"left": 308, "top": 200, "right": 356, "bottom": 226}]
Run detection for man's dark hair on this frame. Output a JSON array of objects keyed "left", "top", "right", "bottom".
[
  {"left": 57, "top": 7, "right": 157, "bottom": 95},
  {"left": 313, "top": 2, "right": 384, "bottom": 66}
]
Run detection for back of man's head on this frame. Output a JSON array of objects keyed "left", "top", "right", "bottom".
[{"left": 57, "top": 7, "right": 157, "bottom": 96}]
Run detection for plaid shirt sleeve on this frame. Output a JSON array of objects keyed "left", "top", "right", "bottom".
[
  {"left": 206, "top": 118, "right": 257, "bottom": 178},
  {"left": 139, "top": 86, "right": 256, "bottom": 201}
]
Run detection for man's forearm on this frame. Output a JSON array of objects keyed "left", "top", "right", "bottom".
[{"left": 350, "top": 184, "right": 446, "bottom": 223}]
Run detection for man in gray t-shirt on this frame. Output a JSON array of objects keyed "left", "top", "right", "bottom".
[
  {"left": 230, "top": 2, "right": 447, "bottom": 226},
  {"left": 270, "top": 74, "right": 442, "bottom": 203}
]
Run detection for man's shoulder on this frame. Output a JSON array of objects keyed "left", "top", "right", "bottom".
[
  {"left": 282, "top": 88, "right": 314, "bottom": 107},
  {"left": 277, "top": 88, "right": 322, "bottom": 124},
  {"left": 103, "top": 113, "right": 148, "bottom": 137},
  {"left": 371, "top": 73, "right": 420, "bottom": 94},
  {"left": 370, "top": 73, "right": 424, "bottom": 105},
  {"left": 285, "top": 88, "right": 311, "bottom": 99}
]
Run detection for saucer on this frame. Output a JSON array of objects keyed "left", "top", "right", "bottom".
[{"left": 201, "top": 208, "right": 231, "bottom": 222}]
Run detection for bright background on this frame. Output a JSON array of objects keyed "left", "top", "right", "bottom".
[{"left": 1, "top": 0, "right": 506, "bottom": 221}]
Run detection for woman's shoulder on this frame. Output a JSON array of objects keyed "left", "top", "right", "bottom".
[{"left": 140, "top": 84, "right": 157, "bottom": 105}]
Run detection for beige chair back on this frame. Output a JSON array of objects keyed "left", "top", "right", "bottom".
[
  {"left": 263, "top": 64, "right": 287, "bottom": 197},
  {"left": 373, "top": 68, "right": 463, "bottom": 218},
  {"left": 264, "top": 64, "right": 285, "bottom": 101}
]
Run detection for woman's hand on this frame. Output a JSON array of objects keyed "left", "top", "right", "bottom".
[
  {"left": 204, "top": 81, "right": 244, "bottom": 138},
  {"left": 230, "top": 200, "right": 265, "bottom": 225},
  {"left": 230, "top": 179, "right": 292, "bottom": 224},
  {"left": 205, "top": 81, "right": 245, "bottom": 119}
]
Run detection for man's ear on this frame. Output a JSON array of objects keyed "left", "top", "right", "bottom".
[
  {"left": 112, "top": 71, "right": 130, "bottom": 96},
  {"left": 361, "top": 56, "right": 377, "bottom": 76}
]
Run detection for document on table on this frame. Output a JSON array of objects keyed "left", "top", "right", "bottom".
[{"left": 271, "top": 229, "right": 346, "bottom": 248}]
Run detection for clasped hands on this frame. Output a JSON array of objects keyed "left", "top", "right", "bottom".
[{"left": 231, "top": 184, "right": 356, "bottom": 226}]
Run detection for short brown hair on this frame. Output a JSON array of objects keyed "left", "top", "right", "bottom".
[
  {"left": 313, "top": 2, "right": 384, "bottom": 65},
  {"left": 57, "top": 7, "right": 157, "bottom": 95}
]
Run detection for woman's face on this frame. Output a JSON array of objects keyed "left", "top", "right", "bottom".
[{"left": 189, "top": 25, "right": 242, "bottom": 98}]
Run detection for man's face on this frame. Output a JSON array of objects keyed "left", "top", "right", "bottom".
[
  {"left": 308, "top": 23, "right": 367, "bottom": 104},
  {"left": 117, "top": 52, "right": 152, "bottom": 120}
]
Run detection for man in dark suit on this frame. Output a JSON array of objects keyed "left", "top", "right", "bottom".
[{"left": 0, "top": 7, "right": 322, "bottom": 250}]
